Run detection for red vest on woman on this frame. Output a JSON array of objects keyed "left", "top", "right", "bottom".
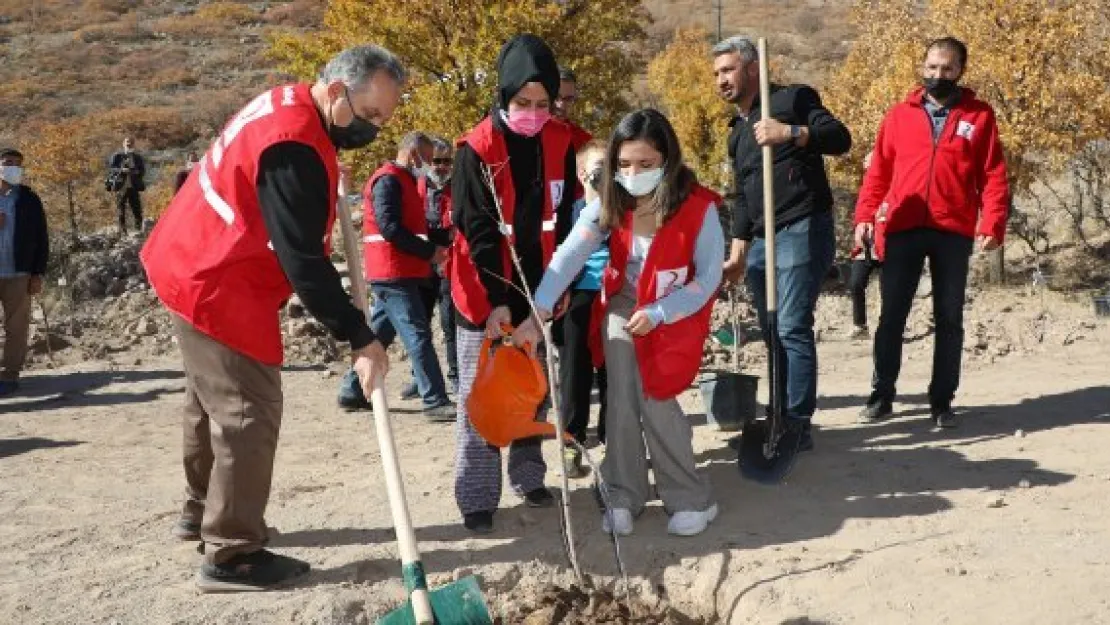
[
  {"left": 362, "top": 162, "right": 431, "bottom": 280},
  {"left": 141, "top": 84, "right": 339, "bottom": 365},
  {"left": 589, "top": 184, "right": 721, "bottom": 400},
  {"left": 448, "top": 116, "right": 572, "bottom": 325}
]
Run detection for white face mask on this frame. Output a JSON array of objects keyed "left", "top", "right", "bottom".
[
  {"left": 615, "top": 167, "right": 664, "bottom": 197},
  {"left": 1, "top": 165, "right": 23, "bottom": 186}
]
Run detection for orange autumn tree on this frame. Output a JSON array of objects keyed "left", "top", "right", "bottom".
[
  {"left": 825, "top": 0, "right": 1110, "bottom": 197},
  {"left": 268, "top": 0, "right": 649, "bottom": 181},
  {"left": 646, "top": 28, "right": 734, "bottom": 193}
]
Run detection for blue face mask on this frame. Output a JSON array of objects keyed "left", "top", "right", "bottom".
[{"left": 614, "top": 168, "right": 664, "bottom": 197}]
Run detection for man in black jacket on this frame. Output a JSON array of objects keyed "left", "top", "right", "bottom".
[
  {"left": 0, "top": 147, "right": 48, "bottom": 397},
  {"left": 713, "top": 36, "right": 851, "bottom": 449},
  {"left": 107, "top": 137, "right": 146, "bottom": 234}
]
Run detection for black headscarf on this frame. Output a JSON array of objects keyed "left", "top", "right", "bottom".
[{"left": 495, "top": 34, "right": 560, "bottom": 110}]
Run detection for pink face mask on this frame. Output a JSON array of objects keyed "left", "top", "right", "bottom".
[{"left": 503, "top": 108, "right": 551, "bottom": 137}]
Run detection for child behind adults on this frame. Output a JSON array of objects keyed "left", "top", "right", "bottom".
[
  {"left": 555, "top": 139, "right": 610, "bottom": 478},
  {"left": 528, "top": 108, "right": 725, "bottom": 537}
]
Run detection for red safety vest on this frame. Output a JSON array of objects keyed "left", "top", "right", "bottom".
[
  {"left": 448, "top": 116, "right": 571, "bottom": 325},
  {"left": 589, "top": 184, "right": 721, "bottom": 400},
  {"left": 362, "top": 162, "right": 431, "bottom": 281},
  {"left": 140, "top": 84, "right": 339, "bottom": 366}
]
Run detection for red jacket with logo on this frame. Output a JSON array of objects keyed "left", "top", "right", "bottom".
[
  {"left": 854, "top": 87, "right": 1010, "bottom": 260},
  {"left": 449, "top": 116, "right": 572, "bottom": 325},
  {"left": 589, "top": 184, "right": 721, "bottom": 400},
  {"left": 141, "top": 84, "right": 338, "bottom": 365},
  {"left": 362, "top": 162, "right": 431, "bottom": 281}
]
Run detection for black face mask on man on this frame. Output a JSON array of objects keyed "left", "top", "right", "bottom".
[
  {"left": 328, "top": 87, "right": 380, "bottom": 150},
  {"left": 923, "top": 77, "right": 959, "bottom": 101}
]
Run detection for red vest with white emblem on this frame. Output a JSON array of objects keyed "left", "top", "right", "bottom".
[
  {"left": 589, "top": 184, "right": 721, "bottom": 400},
  {"left": 140, "top": 84, "right": 339, "bottom": 365},
  {"left": 362, "top": 162, "right": 431, "bottom": 281},
  {"left": 448, "top": 116, "right": 571, "bottom": 325}
]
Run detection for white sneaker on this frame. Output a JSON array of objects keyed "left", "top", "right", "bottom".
[
  {"left": 601, "top": 508, "right": 634, "bottom": 536},
  {"left": 667, "top": 504, "right": 719, "bottom": 536}
]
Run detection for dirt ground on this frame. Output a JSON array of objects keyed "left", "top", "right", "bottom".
[{"left": 2, "top": 289, "right": 1110, "bottom": 624}]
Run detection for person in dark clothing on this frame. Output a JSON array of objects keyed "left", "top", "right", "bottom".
[
  {"left": 450, "top": 33, "right": 577, "bottom": 534},
  {"left": 173, "top": 152, "right": 199, "bottom": 194},
  {"left": 336, "top": 131, "right": 453, "bottom": 419},
  {"left": 140, "top": 45, "right": 405, "bottom": 592},
  {"left": 847, "top": 150, "right": 880, "bottom": 339},
  {"left": 417, "top": 137, "right": 459, "bottom": 391},
  {"left": 107, "top": 137, "right": 146, "bottom": 233},
  {"left": 713, "top": 35, "right": 851, "bottom": 453},
  {"left": 0, "top": 147, "right": 48, "bottom": 397}
]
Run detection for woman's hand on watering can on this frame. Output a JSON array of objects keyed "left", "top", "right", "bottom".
[
  {"left": 485, "top": 306, "right": 512, "bottom": 339},
  {"left": 512, "top": 317, "right": 543, "bottom": 358}
]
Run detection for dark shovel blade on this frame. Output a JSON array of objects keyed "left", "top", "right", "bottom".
[{"left": 737, "top": 418, "right": 802, "bottom": 484}]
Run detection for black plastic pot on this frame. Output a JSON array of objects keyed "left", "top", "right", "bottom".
[
  {"left": 1095, "top": 294, "right": 1110, "bottom": 318},
  {"left": 698, "top": 371, "right": 759, "bottom": 432}
]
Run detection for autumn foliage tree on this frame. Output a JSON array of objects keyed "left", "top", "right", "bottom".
[
  {"left": 646, "top": 28, "right": 733, "bottom": 193},
  {"left": 268, "top": 0, "right": 649, "bottom": 181},
  {"left": 824, "top": 0, "right": 1110, "bottom": 201}
]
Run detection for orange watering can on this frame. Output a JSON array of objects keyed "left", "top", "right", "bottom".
[{"left": 466, "top": 326, "right": 566, "bottom": 447}]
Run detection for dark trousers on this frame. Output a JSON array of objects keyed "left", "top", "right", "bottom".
[
  {"left": 746, "top": 212, "right": 836, "bottom": 420},
  {"left": 116, "top": 188, "right": 142, "bottom": 232},
  {"left": 555, "top": 288, "right": 608, "bottom": 444},
  {"left": 870, "top": 228, "right": 973, "bottom": 411},
  {"left": 848, "top": 259, "right": 880, "bottom": 327},
  {"left": 419, "top": 274, "right": 458, "bottom": 379}
]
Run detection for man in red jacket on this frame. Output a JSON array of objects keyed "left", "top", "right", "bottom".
[
  {"left": 142, "top": 45, "right": 404, "bottom": 591},
  {"left": 854, "top": 37, "right": 1010, "bottom": 429}
]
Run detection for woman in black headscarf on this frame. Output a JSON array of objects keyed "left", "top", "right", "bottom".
[{"left": 448, "top": 34, "right": 577, "bottom": 534}]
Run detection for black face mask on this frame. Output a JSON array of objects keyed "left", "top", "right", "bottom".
[
  {"left": 923, "top": 77, "right": 959, "bottom": 101},
  {"left": 328, "top": 87, "right": 380, "bottom": 150},
  {"left": 586, "top": 167, "right": 602, "bottom": 192}
]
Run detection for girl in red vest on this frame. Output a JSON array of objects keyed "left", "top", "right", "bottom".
[
  {"left": 449, "top": 34, "right": 577, "bottom": 534},
  {"left": 530, "top": 108, "right": 725, "bottom": 537}
]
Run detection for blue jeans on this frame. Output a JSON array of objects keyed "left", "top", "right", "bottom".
[
  {"left": 369, "top": 280, "right": 449, "bottom": 408},
  {"left": 745, "top": 212, "right": 836, "bottom": 420}
]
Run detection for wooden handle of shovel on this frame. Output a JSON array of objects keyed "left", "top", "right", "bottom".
[
  {"left": 335, "top": 178, "right": 435, "bottom": 625},
  {"left": 758, "top": 37, "right": 776, "bottom": 313}
]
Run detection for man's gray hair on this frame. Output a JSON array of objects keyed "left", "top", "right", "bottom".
[
  {"left": 319, "top": 45, "right": 407, "bottom": 90},
  {"left": 711, "top": 36, "right": 758, "bottom": 63},
  {"left": 430, "top": 136, "right": 453, "bottom": 152},
  {"left": 398, "top": 131, "right": 431, "bottom": 153}
]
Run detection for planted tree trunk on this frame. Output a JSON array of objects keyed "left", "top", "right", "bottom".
[{"left": 65, "top": 181, "right": 79, "bottom": 237}]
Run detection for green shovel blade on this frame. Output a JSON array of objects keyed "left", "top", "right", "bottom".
[
  {"left": 377, "top": 575, "right": 492, "bottom": 625},
  {"left": 712, "top": 326, "right": 737, "bottom": 347}
]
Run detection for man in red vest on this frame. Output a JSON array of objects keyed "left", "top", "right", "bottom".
[
  {"left": 336, "top": 132, "right": 454, "bottom": 419},
  {"left": 141, "top": 45, "right": 405, "bottom": 592}
]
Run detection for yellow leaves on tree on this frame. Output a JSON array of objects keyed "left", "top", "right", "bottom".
[
  {"left": 268, "top": 0, "right": 649, "bottom": 181},
  {"left": 646, "top": 28, "right": 733, "bottom": 192},
  {"left": 824, "top": 0, "right": 1110, "bottom": 196}
]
